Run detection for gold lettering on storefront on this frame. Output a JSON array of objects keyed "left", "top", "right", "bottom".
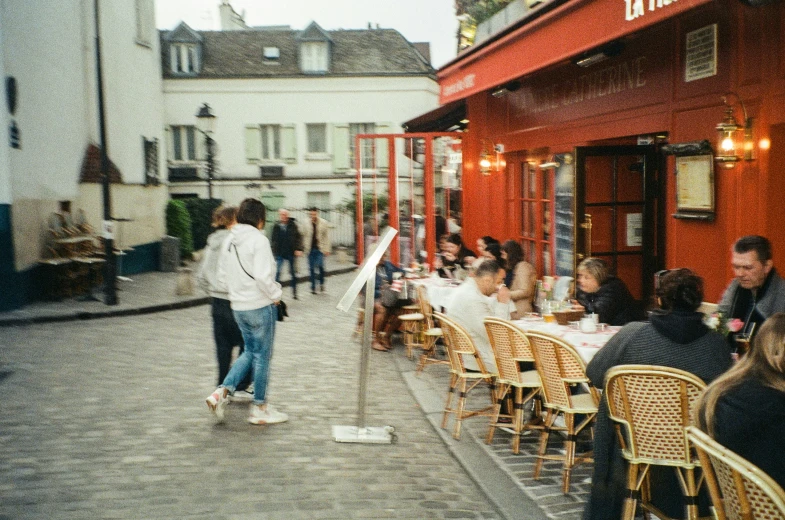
[
  {"left": 519, "top": 56, "right": 647, "bottom": 115},
  {"left": 625, "top": 0, "right": 677, "bottom": 21}
]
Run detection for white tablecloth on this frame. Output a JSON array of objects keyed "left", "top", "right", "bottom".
[
  {"left": 512, "top": 319, "right": 620, "bottom": 363},
  {"left": 411, "top": 278, "right": 516, "bottom": 314}
]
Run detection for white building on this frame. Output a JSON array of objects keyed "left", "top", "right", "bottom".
[
  {"left": 161, "top": 16, "right": 439, "bottom": 213},
  {"left": 0, "top": 0, "right": 167, "bottom": 311}
]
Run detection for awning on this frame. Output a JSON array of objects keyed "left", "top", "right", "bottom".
[
  {"left": 402, "top": 99, "right": 466, "bottom": 133},
  {"left": 438, "top": 0, "right": 714, "bottom": 105}
]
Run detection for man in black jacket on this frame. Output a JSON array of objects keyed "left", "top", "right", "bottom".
[{"left": 270, "top": 208, "right": 303, "bottom": 299}]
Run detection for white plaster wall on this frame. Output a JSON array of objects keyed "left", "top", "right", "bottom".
[{"left": 162, "top": 75, "right": 439, "bottom": 179}]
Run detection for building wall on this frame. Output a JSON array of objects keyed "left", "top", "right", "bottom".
[
  {"left": 460, "top": 0, "right": 785, "bottom": 301},
  {"left": 163, "top": 74, "right": 439, "bottom": 208}
]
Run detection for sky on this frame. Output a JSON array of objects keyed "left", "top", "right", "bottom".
[{"left": 155, "top": 0, "right": 459, "bottom": 68}]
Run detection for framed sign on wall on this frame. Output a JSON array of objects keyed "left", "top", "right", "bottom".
[{"left": 662, "top": 140, "right": 716, "bottom": 221}]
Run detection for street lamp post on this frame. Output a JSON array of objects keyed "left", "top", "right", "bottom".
[{"left": 195, "top": 103, "right": 216, "bottom": 200}]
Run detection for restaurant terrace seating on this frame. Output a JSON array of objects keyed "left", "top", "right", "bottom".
[
  {"left": 434, "top": 311, "right": 496, "bottom": 440},
  {"left": 686, "top": 426, "right": 785, "bottom": 520},
  {"left": 483, "top": 317, "right": 543, "bottom": 454},
  {"left": 414, "top": 285, "right": 447, "bottom": 373},
  {"left": 526, "top": 330, "right": 599, "bottom": 494},
  {"left": 605, "top": 365, "right": 707, "bottom": 520}
]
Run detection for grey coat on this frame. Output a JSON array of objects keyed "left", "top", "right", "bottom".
[
  {"left": 718, "top": 269, "right": 785, "bottom": 320},
  {"left": 583, "top": 314, "right": 732, "bottom": 520}
]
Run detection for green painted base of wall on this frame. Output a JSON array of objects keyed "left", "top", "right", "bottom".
[{"left": 119, "top": 242, "right": 161, "bottom": 276}]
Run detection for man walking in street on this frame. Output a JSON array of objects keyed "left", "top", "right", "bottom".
[
  {"left": 302, "top": 207, "right": 331, "bottom": 294},
  {"left": 271, "top": 208, "right": 302, "bottom": 300}
]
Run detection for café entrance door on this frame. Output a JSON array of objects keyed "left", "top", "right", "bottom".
[{"left": 575, "top": 145, "right": 658, "bottom": 305}]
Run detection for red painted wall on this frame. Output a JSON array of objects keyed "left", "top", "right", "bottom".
[{"left": 459, "top": 0, "right": 785, "bottom": 302}]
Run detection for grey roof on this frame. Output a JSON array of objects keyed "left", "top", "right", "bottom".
[{"left": 161, "top": 22, "right": 435, "bottom": 79}]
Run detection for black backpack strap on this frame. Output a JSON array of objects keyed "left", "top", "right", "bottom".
[{"left": 232, "top": 243, "right": 254, "bottom": 280}]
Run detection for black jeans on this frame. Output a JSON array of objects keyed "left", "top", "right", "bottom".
[
  {"left": 275, "top": 254, "right": 298, "bottom": 297},
  {"left": 211, "top": 298, "right": 251, "bottom": 390}
]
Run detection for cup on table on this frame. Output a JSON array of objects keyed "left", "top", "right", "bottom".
[
  {"left": 568, "top": 321, "right": 581, "bottom": 330},
  {"left": 543, "top": 313, "right": 557, "bottom": 324},
  {"left": 596, "top": 323, "right": 608, "bottom": 332}
]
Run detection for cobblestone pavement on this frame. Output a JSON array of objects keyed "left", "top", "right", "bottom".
[
  {"left": 0, "top": 272, "right": 505, "bottom": 520},
  {"left": 0, "top": 270, "right": 595, "bottom": 520}
]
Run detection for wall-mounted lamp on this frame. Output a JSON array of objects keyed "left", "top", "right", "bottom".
[
  {"left": 715, "top": 92, "right": 753, "bottom": 168},
  {"left": 490, "top": 80, "right": 521, "bottom": 98},
  {"left": 575, "top": 41, "right": 624, "bottom": 68},
  {"left": 539, "top": 156, "right": 560, "bottom": 169},
  {"left": 479, "top": 140, "right": 504, "bottom": 175}
]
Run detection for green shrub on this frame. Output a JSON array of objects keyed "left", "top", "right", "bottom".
[
  {"left": 165, "top": 199, "right": 193, "bottom": 260},
  {"left": 183, "top": 198, "right": 222, "bottom": 251}
]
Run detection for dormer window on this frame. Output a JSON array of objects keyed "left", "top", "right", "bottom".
[
  {"left": 263, "top": 47, "right": 280, "bottom": 65},
  {"left": 170, "top": 43, "right": 200, "bottom": 74},
  {"left": 301, "top": 42, "right": 328, "bottom": 73}
]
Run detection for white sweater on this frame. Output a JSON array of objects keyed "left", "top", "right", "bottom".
[{"left": 217, "top": 223, "right": 282, "bottom": 311}]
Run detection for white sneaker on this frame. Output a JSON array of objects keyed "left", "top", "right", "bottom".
[
  {"left": 206, "top": 388, "right": 228, "bottom": 421},
  {"left": 229, "top": 390, "right": 254, "bottom": 403},
  {"left": 248, "top": 404, "right": 289, "bottom": 425}
]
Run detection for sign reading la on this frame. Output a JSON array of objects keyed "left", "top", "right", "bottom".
[{"left": 625, "top": 0, "right": 677, "bottom": 21}]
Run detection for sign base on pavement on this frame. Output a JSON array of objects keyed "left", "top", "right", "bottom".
[{"left": 332, "top": 425, "right": 393, "bottom": 444}]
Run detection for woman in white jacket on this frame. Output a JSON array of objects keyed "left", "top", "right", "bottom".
[
  {"left": 205, "top": 199, "right": 287, "bottom": 425},
  {"left": 196, "top": 206, "right": 252, "bottom": 399}
]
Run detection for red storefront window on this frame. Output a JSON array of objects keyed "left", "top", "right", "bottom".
[{"left": 520, "top": 162, "right": 555, "bottom": 276}]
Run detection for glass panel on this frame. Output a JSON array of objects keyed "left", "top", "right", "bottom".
[
  {"left": 588, "top": 206, "right": 614, "bottom": 254},
  {"left": 542, "top": 243, "right": 552, "bottom": 276},
  {"left": 527, "top": 167, "right": 536, "bottom": 198},
  {"left": 541, "top": 169, "right": 551, "bottom": 199},
  {"left": 615, "top": 204, "right": 644, "bottom": 252},
  {"left": 584, "top": 155, "right": 614, "bottom": 204},
  {"left": 616, "top": 254, "right": 644, "bottom": 301},
  {"left": 261, "top": 126, "right": 270, "bottom": 159},
  {"left": 272, "top": 125, "right": 281, "bottom": 158},
  {"left": 616, "top": 155, "right": 645, "bottom": 202},
  {"left": 186, "top": 126, "right": 196, "bottom": 160},
  {"left": 526, "top": 241, "right": 536, "bottom": 267},
  {"left": 542, "top": 202, "right": 551, "bottom": 241},
  {"left": 172, "top": 126, "right": 182, "bottom": 160}
]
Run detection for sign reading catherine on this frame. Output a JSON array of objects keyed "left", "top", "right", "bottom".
[{"left": 625, "top": 0, "right": 679, "bottom": 21}]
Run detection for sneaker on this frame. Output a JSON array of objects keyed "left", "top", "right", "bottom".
[
  {"left": 229, "top": 390, "right": 254, "bottom": 403},
  {"left": 206, "top": 388, "right": 228, "bottom": 421},
  {"left": 248, "top": 404, "right": 289, "bottom": 425},
  {"left": 311, "top": 289, "right": 317, "bottom": 295}
]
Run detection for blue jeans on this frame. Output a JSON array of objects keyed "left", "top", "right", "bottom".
[
  {"left": 222, "top": 304, "right": 277, "bottom": 405},
  {"left": 275, "top": 255, "right": 297, "bottom": 297},
  {"left": 308, "top": 249, "right": 325, "bottom": 291}
]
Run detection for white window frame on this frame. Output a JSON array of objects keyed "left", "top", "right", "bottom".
[
  {"left": 306, "top": 123, "right": 328, "bottom": 159},
  {"left": 261, "top": 125, "right": 282, "bottom": 160},
  {"left": 170, "top": 125, "right": 198, "bottom": 162},
  {"left": 301, "top": 42, "right": 328, "bottom": 73},
  {"left": 170, "top": 43, "right": 199, "bottom": 74},
  {"left": 349, "top": 123, "right": 376, "bottom": 170}
]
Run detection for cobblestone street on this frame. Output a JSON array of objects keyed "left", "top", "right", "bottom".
[{"left": 0, "top": 272, "right": 504, "bottom": 520}]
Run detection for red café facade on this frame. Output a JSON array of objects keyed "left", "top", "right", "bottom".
[{"left": 407, "top": 0, "right": 785, "bottom": 306}]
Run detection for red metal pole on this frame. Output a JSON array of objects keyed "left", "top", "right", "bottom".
[
  {"left": 387, "top": 135, "right": 400, "bottom": 265},
  {"left": 424, "top": 136, "right": 435, "bottom": 269}
]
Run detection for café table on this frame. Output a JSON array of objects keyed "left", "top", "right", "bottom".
[
  {"left": 409, "top": 277, "right": 517, "bottom": 314},
  {"left": 512, "top": 318, "right": 621, "bottom": 363}
]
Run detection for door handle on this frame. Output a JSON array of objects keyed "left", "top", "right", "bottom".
[{"left": 580, "top": 213, "right": 592, "bottom": 258}]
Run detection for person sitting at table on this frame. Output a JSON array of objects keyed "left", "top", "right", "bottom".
[
  {"left": 694, "top": 312, "right": 785, "bottom": 488},
  {"left": 574, "top": 257, "right": 644, "bottom": 325},
  {"left": 367, "top": 246, "right": 404, "bottom": 352},
  {"left": 446, "top": 260, "right": 510, "bottom": 373},
  {"left": 718, "top": 235, "right": 785, "bottom": 343},
  {"left": 468, "top": 235, "right": 499, "bottom": 267},
  {"left": 501, "top": 240, "right": 536, "bottom": 316},
  {"left": 434, "top": 233, "right": 477, "bottom": 278},
  {"left": 582, "top": 268, "right": 733, "bottom": 520}
]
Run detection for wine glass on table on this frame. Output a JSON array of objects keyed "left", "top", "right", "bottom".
[{"left": 732, "top": 322, "right": 756, "bottom": 361}]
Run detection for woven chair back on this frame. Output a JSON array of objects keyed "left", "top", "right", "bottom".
[
  {"left": 526, "top": 331, "right": 587, "bottom": 410},
  {"left": 686, "top": 426, "right": 785, "bottom": 520},
  {"left": 605, "top": 365, "right": 706, "bottom": 465},
  {"left": 433, "top": 311, "right": 487, "bottom": 375},
  {"left": 417, "top": 285, "right": 436, "bottom": 329},
  {"left": 484, "top": 318, "right": 523, "bottom": 384}
]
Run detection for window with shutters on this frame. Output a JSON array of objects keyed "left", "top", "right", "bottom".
[
  {"left": 135, "top": 0, "right": 155, "bottom": 47},
  {"left": 349, "top": 123, "right": 376, "bottom": 169},
  {"left": 306, "top": 123, "right": 327, "bottom": 154},
  {"left": 170, "top": 125, "right": 198, "bottom": 162},
  {"left": 261, "top": 125, "right": 281, "bottom": 160}
]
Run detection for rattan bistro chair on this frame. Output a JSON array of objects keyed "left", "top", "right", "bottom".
[
  {"left": 434, "top": 311, "right": 496, "bottom": 440},
  {"left": 526, "top": 331, "right": 599, "bottom": 494},
  {"left": 415, "top": 285, "right": 447, "bottom": 373},
  {"left": 483, "top": 317, "right": 543, "bottom": 454},
  {"left": 605, "top": 366, "right": 707, "bottom": 520},
  {"left": 686, "top": 427, "right": 785, "bottom": 520}
]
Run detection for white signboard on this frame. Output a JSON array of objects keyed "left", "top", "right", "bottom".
[{"left": 626, "top": 213, "right": 643, "bottom": 247}]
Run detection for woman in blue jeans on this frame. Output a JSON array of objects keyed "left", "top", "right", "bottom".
[{"left": 205, "top": 198, "right": 288, "bottom": 425}]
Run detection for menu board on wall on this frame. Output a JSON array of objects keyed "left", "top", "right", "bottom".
[{"left": 554, "top": 154, "right": 575, "bottom": 277}]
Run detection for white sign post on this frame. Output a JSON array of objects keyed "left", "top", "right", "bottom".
[{"left": 333, "top": 227, "right": 398, "bottom": 444}]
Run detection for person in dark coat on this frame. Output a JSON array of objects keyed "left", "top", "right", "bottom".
[
  {"left": 270, "top": 208, "right": 303, "bottom": 299},
  {"left": 583, "top": 268, "right": 733, "bottom": 520},
  {"left": 575, "top": 257, "right": 644, "bottom": 325},
  {"left": 434, "top": 233, "right": 476, "bottom": 278},
  {"left": 695, "top": 312, "right": 785, "bottom": 488}
]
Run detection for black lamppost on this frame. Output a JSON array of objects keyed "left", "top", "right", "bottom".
[{"left": 195, "top": 103, "right": 216, "bottom": 200}]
